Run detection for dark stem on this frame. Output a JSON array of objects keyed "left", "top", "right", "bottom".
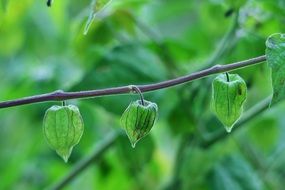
[
  {"left": 130, "top": 85, "right": 145, "bottom": 106},
  {"left": 62, "top": 101, "right": 66, "bottom": 107},
  {"left": 47, "top": 0, "right": 52, "bottom": 7},
  {"left": 225, "top": 72, "right": 230, "bottom": 82},
  {"left": 0, "top": 55, "right": 266, "bottom": 109}
]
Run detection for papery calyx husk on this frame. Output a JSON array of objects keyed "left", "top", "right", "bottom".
[
  {"left": 211, "top": 73, "right": 247, "bottom": 133},
  {"left": 121, "top": 100, "right": 158, "bottom": 148},
  {"left": 43, "top": 105, "right": 84, "bottom": 162}
]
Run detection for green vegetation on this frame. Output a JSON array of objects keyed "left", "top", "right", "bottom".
[{"left": 1, "top": 0, "right": 285, "bottom": 190}]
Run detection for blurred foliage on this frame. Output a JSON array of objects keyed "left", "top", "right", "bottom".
[{"left": 0, "top": 0, "right": 285, "bottom": 189}]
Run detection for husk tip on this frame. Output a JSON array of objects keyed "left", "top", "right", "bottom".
[
  {"left": 62, "top": 155, "right": 69, "bottom": 163},
  {"left": 130, "top": 140, "right": 138, "bottom": 148},
  {"left": 225, "top": 126, "right": 233, "bottom": 133},
  {"left": 56, "top": 148, "right": 72, "bottom": 163}
]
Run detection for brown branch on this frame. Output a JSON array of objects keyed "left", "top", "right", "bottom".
[{"left": 0, "top": 55, "right": 266, "bottom": 109}]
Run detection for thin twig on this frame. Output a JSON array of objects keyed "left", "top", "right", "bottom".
[
  {"left": 0, "top": 55, "right": 266, "bottom": 109},
  {"left": 129, "top": 85, "right": 145, "bottom": 106}
]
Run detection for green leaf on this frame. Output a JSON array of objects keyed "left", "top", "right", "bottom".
[
  {"left": 43, "top": 105, "right": 84, "bottom": 162},
  {"left": 211, "top": 73, "right": 247, "bottom": 132},
  {"left": 1, "top": 0, "right": 9, "bottom": 11},
  {"left": 208, "top": 155, "right": 263, "bottom": 190},
  {"left": 84, "top": 0, "right": 113, "bottom": 35},
  {"left": 120, "top": 100, "right": 158, "bottom": 148},
  {"left": 265, "top": 33, "right": 285, "bottom": 106}
]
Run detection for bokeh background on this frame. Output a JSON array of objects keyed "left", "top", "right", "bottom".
[{"left": 1, "top": 0, "right": 285, "bottom": 189}]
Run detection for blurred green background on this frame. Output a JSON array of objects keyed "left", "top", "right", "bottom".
[{"left": 1, "top": 0, "right": 285, "bottom": 189}]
